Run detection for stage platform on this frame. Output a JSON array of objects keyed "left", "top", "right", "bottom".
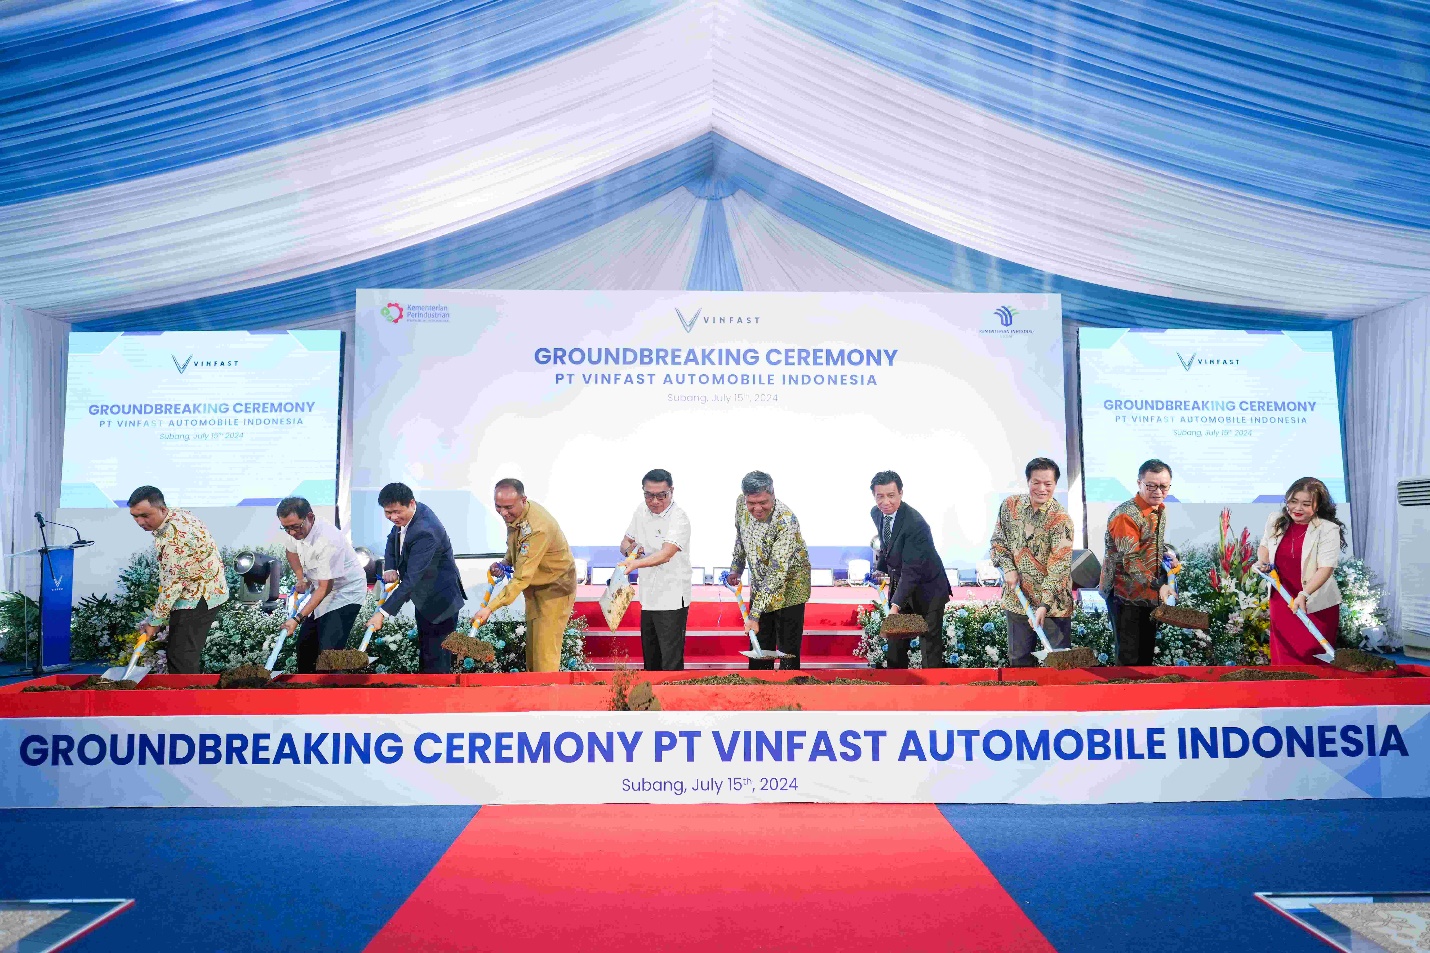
[{"left": 575, "top": 583, "right": 1001, "bottom": 668}]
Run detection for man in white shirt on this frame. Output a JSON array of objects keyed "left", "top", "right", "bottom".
[
  {"left": 619, "top": 469, "right": 693, "bottom": 670},
  {"left": 277, "top": 497, "right": 369, "bottom": 673}
]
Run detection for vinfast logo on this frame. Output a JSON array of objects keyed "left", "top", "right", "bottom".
[
  {"left": 995, "top": 305, "right": 1018, "bottom": 327},
  {"left": 171, "top": 354, "right": 192, "bottom": 374},
  {"left": 1175, "top": 352, "right": 1240, "bottom": 370},
  {"left": 382, "top": 303, "right": 404, "bottom": 324},
  {"left": 674, "top": 307, "right": 761, "bottom": 332},
  {"left": 170, "top": 353, "right": 238, "bottom": 373}
]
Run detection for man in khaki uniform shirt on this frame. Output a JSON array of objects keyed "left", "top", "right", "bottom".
[{"left": 472, "top": 477, "right": 578, "bottom": 672}]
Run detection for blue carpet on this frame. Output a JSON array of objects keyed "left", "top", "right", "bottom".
[
  {"left": 0, "top": 806, "right": 479, "bottom": 952},
  {"left": 941, "top": 799, "right": 1430, "bottom": 953}
]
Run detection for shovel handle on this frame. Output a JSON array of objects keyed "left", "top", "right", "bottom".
[
  {"left": 357, "top": 581, "right": 402, "bottom": 652},
  {"left": 121, "top": 633, "right": 150, "bottom": 681},
  {"left": 1254, "top": 568, "right": 1336, "bottom": 656},
  {"left": 1013, "top": 587, "right": 1055, "bottom": 653}
]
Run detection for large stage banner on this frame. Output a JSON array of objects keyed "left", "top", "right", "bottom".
[
  {"left": 5, "top": 707, "right": 1425, "bottom": 807},
  {"left": 61, "top": 330, "right": 343, "bottom": 508},
  {"left": 351, "top": 291, "right": 1064, "bottom": 567},
  {"left": 1079, "top": 329, "right": 1346, "bottom": 505}
]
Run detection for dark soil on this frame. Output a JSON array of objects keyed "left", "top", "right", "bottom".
[
  {"left": 880, "top": 614, "right": 927, "bottom": 637},
  {"left": 625, "top": 682, "right": 661, "bottom": 711},
  {"left": 968, "top": 679, "right": 1039, "bottom": 687},
  {"left": 1043, "top": 646, "right": 1099, "bottom": 670},
  {"left": 1329, "top": 648, "right": 1395, "bottom": 673},
  {"left": 78, "top": 676, "right": 138, "bottom": 690},
  {"left": 441, "top": 633, "right": 497, "bottom": 664},
  {"left": 1219, "top": 668, "right": 1318, "bottom": 681},
  {"left": 1092, "top": 673, "right": 1194, "bottom": 685},
  {"left": 1151, "top": 604, "right": 1212, "bottom": 630},
  {"left": 315, "top": 649, "right": 369, "bottom": 672},
  {"left": 21, "top": 684, "right": 71, "bottom": 693},
  {"left": 217, "top": 665, "right": 273, "bottom": 689}
]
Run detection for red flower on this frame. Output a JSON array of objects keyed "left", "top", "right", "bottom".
[{"left": 1209, "top": 567, "right": 1221, "bottom": 589}]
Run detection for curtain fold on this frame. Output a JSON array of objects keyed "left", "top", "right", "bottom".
[
  {"left": 0, "top": 301, "right": 69, "bottom": 593},
  {"left": 1344, "top": 293, "right": 1430, "bottom": 632}
]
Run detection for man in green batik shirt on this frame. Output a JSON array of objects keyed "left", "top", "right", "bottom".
[{"left": 728, "top": 470, "right": 812, "bottom": 670}]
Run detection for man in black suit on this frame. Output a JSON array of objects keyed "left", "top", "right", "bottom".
[
  {"left": 367, "top": 483, "right": 467, "bottom": 673},
  {"left": 870, "top": 470, "right": 952, "bottom": 669}
]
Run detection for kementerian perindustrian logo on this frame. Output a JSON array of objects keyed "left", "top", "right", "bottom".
[{"left": 382, "top": 303, "right": 404, "bottom": 324}]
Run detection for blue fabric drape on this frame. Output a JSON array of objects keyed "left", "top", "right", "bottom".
[
  {"left": 757, "top": 0, "right": 1430, "bottom": 227},
  {"left": 0, "top": 0, "right": 677, "bottom": 204},
  {"left": 685, "top": 191, "right": 744, "bottom": 291}
]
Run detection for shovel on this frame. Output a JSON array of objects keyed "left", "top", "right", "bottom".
[
  {"left": 719, "top": 571, "right": 789, "bottom": 661},
  {"left": 355, "top": 579, "right": 404, "bottom": 656},
  {"left": 102, "top": 631, "right": 154, "bottom": 685},
  {"left": 863, "top": 572, "right": 890, "bottom": 614},
  {"left": 1151, "top": 552, "right": 1212, "bottom": 631},
  {"left": 265, "top": 590, "right": 313, "bottom": 679},
  {"left": 1013, "top": 586, "right": 1067, "bottom": 663},
  {"left": 1255, "top": 566, "right": 1337, "bottom": 663}
]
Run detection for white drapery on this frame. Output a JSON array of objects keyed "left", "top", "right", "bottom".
[
  {"left": 0, "top": 300, "right": 69, "bottom": 593},
  {"left": 1344, "top": 293, "right": 1430, "bottom": 632}
]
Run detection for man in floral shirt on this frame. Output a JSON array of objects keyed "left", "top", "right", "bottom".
[
  {"left": 989, "top": 458, "right": 1075, "bottom": 666},
  {"left": 1099, "top": 459, "right": 1176, "bottom": 665},
  {"left": 728, "top": 471, "right": 811, "bottom": 670},
  {"left": 129, "top": 486, "right": 229, "bottom": 673}
]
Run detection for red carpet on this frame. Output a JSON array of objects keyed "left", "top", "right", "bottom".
[{"left": 365, "top": 804, "right": 1055, "bottom": 952}]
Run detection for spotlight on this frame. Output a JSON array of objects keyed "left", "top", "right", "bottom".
[
  {"left": 354, "top": 547, "right": 382, "bottom": 586},
  {"left": 233, "top": 551, "right": 282, "bottom": 607}
]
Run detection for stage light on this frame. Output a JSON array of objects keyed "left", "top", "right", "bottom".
[
  {"left": 232, "top": 551, "right": 282, "bottom": 607},
  {"left": 354, "top": 547, "right": 382, "bottom": 586}
]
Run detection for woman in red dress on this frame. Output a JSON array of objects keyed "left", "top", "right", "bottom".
[{"left": 1254, "top": 477, "right": 1347, "bottom": 665}]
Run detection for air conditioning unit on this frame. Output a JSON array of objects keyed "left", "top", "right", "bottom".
[{"left": 1398, "top": 477, "right": 1430, "bottom": 658}]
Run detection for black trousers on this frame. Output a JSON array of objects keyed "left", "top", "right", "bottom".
[
  {"left": 1111, "top": 596, "right": 1159, "bottom": 666},
  {"left": 417, "top": 610, "right": 457, "bottom": 674},
  {"left": 886, "top": 590, "right": 950, "bottom": 669},
  {"left": 642, "top": 605, "right": 689, "bottom": 671},
  {"left": 166, "top": 598, "right": 220, "bottom": 674},
  {"left": 1005, "top": 612, "right": 1072, "bottom": 668},
  {"left": 296, "top": 604, "right": 362, "bottom": 674},
  {"left": 748, "top": 602, "right": 806, "bottom": 671}
]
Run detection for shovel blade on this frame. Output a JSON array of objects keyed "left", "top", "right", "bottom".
[
  {"left": 102, "top": 665, "right": 150, "bottom": 684},
  {"left": 1316, "top": 650, "right": 1337, "bottom": 663},
  {"left": 1031, "top": 649, "right": 1050, "bottom": 662},
  {"left": 740, "top": 649, "right": 791, "bottom": 660}
]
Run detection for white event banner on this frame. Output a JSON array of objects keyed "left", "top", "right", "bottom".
[
  {"left": 4, "top": 707, "right": 1426, "bottom": 808},
  {"left": 351, "top": 291, "right": 1065, "bottom": 567}
]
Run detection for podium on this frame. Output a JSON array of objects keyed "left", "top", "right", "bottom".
[{"left": 6, "top": 543, "right": 85, "bottom": 674}]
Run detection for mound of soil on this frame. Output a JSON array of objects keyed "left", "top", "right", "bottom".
[
  {"left": 315, "top": 649, "right": 369, "bottom": 672},
  {"left": 1329, "top": 648, "right": 1395, "bottom": 673},
  {"left": 880, "top": 614, "right": 927, "bottom": 637},
  {"left": 1043, "top": 646, "right": 1100, "bottom": 670},
  {"left": 625, "top": 682, "right": 661, "bottom": 711},
  {"left": 1219, "top": 668, "right": 1318, "bottom": 681},
  {"left": 21, "top": 684, "right": 71, "bottom": 693},
  {"left": 217, "top": 665, "right": 272, "bottom": 689},
  {"left": 78, "top": 676, "right": 138, "bottom": 690},
  {"left": 440, "top": 633, "right": 497, "bottom": 665},
  {"left": 1092, "top": 673, "right": 1194, "bottom": 685},
  {"left": 968, "top": 679, "right": 1039, "bottom": 687}
]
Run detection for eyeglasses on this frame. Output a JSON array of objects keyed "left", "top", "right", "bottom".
[
  {"left": 280, "top": 521, "right": 308, "bottom": 536},
  {"left": 643, "top": 490, "right": 672, "bottom": 501},
  {"left": 1140, "top": 482, "right": 1172, "bottom": 494}
]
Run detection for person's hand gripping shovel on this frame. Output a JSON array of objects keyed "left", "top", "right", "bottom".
[
  {"left": 1013, "top": 586, "right": 1066, "bottom": 664},
  {"left": 442, "top": 565, "right": 512, "bottom": 665},
  {"left": 720, "top": 571, "right": 789, "bottom": 661},
  {"left": 1254, "top": 566, "right": 1337, "bottom": 663},
  {"left": 264, "top": 589, "right": 314, "bottom": 679},
  {"left": 102, "top": 628, "right": 159, "bottom": 685}
]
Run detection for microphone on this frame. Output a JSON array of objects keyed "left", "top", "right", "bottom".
[{"left": 35, "top": 514, "right": 92, "bottom": 547}]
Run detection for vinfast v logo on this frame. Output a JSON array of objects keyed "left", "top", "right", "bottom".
[
  {"left": 675, "top": 307, "right": 701, "bottom": 333},
  {"left": 382, "top": 303, "right": 404, "bottom": 324},
  {"left": 1176, "top": 352, "right": 1197, "bottom": 371},
  {"left": 994, "top": 306, "right": 1018, "bottom": 327},
  {"left": 172, "top": 354, "right": 192, "bottom": 374}
]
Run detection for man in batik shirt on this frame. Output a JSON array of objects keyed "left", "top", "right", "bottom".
[
  {"left": 128, "top": 485, "right": 229, "bottom": 674},
  {"left": 728, "top": 470, "right": 811, "bottom": 670},
  {"left": 1099, "top": 459, "right": 1177, "bottom": 665},
  {"left": 989, "top": 458, "right": 1075, "bottom": 667}
]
